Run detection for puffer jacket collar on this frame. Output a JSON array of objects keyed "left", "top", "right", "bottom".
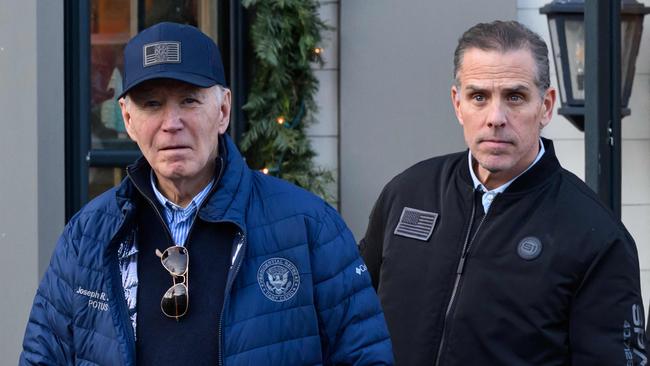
[{"left": 114, "top": 133, "right": 252, "bottom": 239}]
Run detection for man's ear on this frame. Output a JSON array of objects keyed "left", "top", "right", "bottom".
[
  {"left": 119, "top": 97, "right": 138, "bottom": 143},
  {"left": 539, "top": 87, "right": 556, "bottom": 129},
  {"left": 451, "top": 85, "right": 464, "bottom": 126},
  {"left": 217, "top": 89, "right": 232, "bottom": 134}
]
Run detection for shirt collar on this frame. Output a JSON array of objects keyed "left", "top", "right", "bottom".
[
  {"left": 150, "top": 170, "right": 216, "bottom": 215},
  {"left": 468, "top": 137, "right": 546, "bottom": 194}
]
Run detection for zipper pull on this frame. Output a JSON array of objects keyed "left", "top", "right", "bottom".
[
  {"left": 230, "top": 232, "right": 244, "bottom": 266},
  {"left": 456, "top": 254, "right": 468, "bottom": 275}
]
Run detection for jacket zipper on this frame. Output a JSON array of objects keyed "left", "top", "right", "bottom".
[
  {"left": 126, "top": 169, "right": 174, "bottom": 244},
  {"left": 434, "top": 192, "right": 490, "bottom": 366},
  {"left": 218, "top": 232, "right": 247, "bottom": 366},
  {"left": 174, "top": 158, "right": 235, "bottom": 366}
]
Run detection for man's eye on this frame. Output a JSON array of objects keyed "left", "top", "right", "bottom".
[
  {"left": 182, "top": 98, "right": 199, "bottom": 104},
  {"left": 472, "top": 94, "right": 486, "bottom": 102},
  {"left": 508, "top": 94, "right": 524, "bottom": 102},
  {"left": 143, "top": 100, "right": 161, "bottom": 108}
]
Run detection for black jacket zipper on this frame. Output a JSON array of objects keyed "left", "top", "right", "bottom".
[
  {"left": 126, "top": 170, "right": 174, "bottom": 244},
  {"left": 434, "top": 190, "right": 490, "bottom": 366}
]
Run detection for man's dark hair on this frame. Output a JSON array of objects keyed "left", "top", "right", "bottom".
[{"left": 453, "top": 20, "right": 550, "bottom": 93}]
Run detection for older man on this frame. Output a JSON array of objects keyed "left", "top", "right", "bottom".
[
  {"left": 21, "top": 22, "right": 393, "bottom": 365},
  {"left": 361, "top": 20, "right": 646, "bottom": 365}
]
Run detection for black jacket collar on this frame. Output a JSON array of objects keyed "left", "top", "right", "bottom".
[{"left": 458, "top": 137, "right": 561, "bottom": 195}]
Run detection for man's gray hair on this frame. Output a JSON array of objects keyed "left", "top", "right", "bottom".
[
  {"left": 453, "top": 20, "right": 551, "bottom": 95},
  {"left": 214, "top": 84, "right": 228, "bottom": 106}
]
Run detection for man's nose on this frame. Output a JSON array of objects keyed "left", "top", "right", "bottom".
[
  {"left": 161, "top": 105, "right": 183, "bottom": 131},
  {"left": 486, "top": 100, "right": 507, "bottom": 128}
]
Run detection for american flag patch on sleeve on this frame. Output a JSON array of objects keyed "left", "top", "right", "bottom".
[{"left": 393, "top": 207, "right": 438, "bottom": 241}]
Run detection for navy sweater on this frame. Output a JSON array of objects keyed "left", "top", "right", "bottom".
[{"left": 133, "top": 171, "right": 233, "bottom": 365}]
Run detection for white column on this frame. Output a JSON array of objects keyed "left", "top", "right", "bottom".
[{"left": 0, "top": 0, "right": 64, "bottom": 362}]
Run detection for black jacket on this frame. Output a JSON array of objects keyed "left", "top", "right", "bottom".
[{"left": 360, "top": 138, "right": 646, "bottom": 365}]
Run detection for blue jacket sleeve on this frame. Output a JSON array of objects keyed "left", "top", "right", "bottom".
[
  {"left": 311, "top": 203, "right": 394, "bottom": 365},
  {"left": 20, "top": 227, "right": 77, "bottom": 365}
]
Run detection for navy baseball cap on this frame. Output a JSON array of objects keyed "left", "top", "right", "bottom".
[{"left": 118, "top": 22, "right": 226, "bottom": 99}]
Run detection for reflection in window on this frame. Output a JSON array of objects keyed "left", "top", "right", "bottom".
[
  {"left": 90, "top": 0, "right": 135, "bottom": 150},
  {"left": 89, "top": 167, "right": 127, "bottom": 199},
  {"left": 144, "top": 0, "right": 198, "bottom": 28}
]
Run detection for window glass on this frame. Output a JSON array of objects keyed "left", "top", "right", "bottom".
[
  {"left": 90, "top": 0, "right": 136, "bottom": 150},
  {"left": 89, "top": 166, "right": 127, "bottom": 199},
  {"left": 144, "top": 0, "right": 198, "bottom": 28}
]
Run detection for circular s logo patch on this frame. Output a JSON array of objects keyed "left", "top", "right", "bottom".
[
  {"left": 517, "top": 236, "right": 543, "bottom": 260},
  {"left": 257, "top": 258, "right": 300, "bottom": 302}
]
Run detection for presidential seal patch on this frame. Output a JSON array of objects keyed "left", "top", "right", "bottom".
[{"left": 257, "top": 257, "right": 300, "bottom": 302}]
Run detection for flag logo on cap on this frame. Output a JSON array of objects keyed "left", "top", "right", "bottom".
[
  {"left": 394, "top": 207, "right": 438, "bottom": 241},
  {"left": 143, "top": 41, "right": 181, "bottom": 67}
]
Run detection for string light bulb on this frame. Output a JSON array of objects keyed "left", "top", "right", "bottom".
[
  {"left": 262, "top": 168, "right": 269, "bottom": 175},
  {"left": 276, "top": 116, "right": 285, "bottom": 125},
  {"left": 314, "top": 47, "right": 324, "bottom": 55}
]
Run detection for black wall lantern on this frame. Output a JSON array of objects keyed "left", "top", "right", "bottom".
[{"left": 540, "top": 0, "right": 649, "bottom": 131}]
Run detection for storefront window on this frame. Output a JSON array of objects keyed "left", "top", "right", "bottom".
[
  {"left": 144, "top": 0, "right": 198, "bottom": 28},
  {"left": 90, "top": 0, "right": 134, "bottom": 150},
  {"left": 89, "top": 167, "right": 127, "bottom": 198}
]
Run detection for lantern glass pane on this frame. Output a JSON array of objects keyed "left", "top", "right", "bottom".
[
  {"left": 565, "top": 19, "right": 585, "bottom": 101},
  {"left": 548, "top": 18, "right": 567, "bottom": 104},
  {"left": 621, "top": 15, "right": 641, "bottom": 105}
]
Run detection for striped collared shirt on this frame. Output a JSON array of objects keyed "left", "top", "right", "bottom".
[
  {"left": 150, "top": 171, "right": 216, "bottom": 246},
  {"left": 118, "top": 172, "right": 215, "bottom": 337}
]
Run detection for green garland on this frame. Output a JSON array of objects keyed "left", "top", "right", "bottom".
[{"left": 240, "top": 0, "right": 334, "bottom": 201}]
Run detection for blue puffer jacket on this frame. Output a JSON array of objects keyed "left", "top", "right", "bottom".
[{"left": 21, "top": 135, "right": 393, "bottom": 365}]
